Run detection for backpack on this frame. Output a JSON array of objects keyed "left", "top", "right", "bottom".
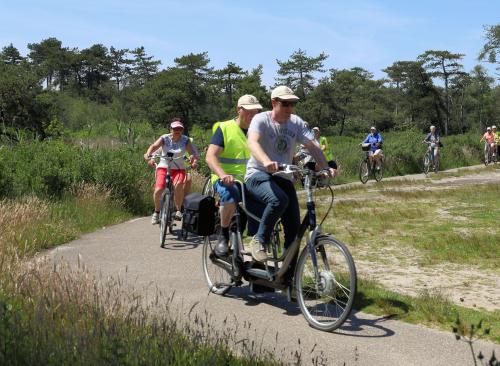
[{"left": 182, "top": 193, "right": 217, "bottom": 236}]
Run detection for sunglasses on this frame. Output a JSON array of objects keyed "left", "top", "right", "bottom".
[
  {"left": 278, "top": 100, "right": 297, "bottom": 108},
  {"left": 172, "top": 127, "right": 184, "bottom": 131}
]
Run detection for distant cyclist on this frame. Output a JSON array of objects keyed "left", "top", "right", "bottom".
[
  {"left": 480, "top": 126, "right": 496, "bottom": 160},
  {"left": 423, "top": 125, "right": 441, "bottom": 162},
  {"left": 361, "top": 126, "right": 383, "bottom": 170},
  {"left": 492, "top": 125, "right": 499, "bottom": 157},
  {"left": 144, "top": 119, "right": 199, "bottom": 225},
  {"left": 312, "top": 127, "right": 337, "bottom": 169}
]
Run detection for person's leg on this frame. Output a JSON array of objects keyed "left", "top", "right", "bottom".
[
  {"left": 213, "top": 180, "right": 241, "bottom": 256},
  {"left": 172, "top": 170, "right": 187, "bottom": 218},
  {"left": 273, "top": 177, "right": 300, "bottom": 249},
  {"left": 152, "top": 168, "right": 166, "bottom": 224},
  {"left": 184, "top": 173, "right": 192, "bottom": 196},
  {"left": 245, "top": 172, "right": 288, "bottom": 246}
]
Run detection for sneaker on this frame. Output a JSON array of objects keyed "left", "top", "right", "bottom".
[
  {"left": 174, "top": 210, "right": 183, "bottom": 221},
  {"left": 250, "top": 236, "right": 267, "bottom": 262},
  {"left": 151, "top": 212, "right": 160, "bottom": 225},
  {"left": 214, "top": 236, "right": 229, "bottom": 257}
]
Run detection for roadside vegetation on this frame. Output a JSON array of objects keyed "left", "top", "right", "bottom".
[{"left": 313, "top": 171, "right": 500, "bottom": 343}]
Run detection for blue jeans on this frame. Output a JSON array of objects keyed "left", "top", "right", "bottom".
[{"left": 245, "top": 171, "right": 300, "bottom": 249}]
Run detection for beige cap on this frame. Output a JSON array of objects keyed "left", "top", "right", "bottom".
[
  {"left": 237, "top": 94, "right": 263, "bottom": 110},
  {"left": 271, "top": 85, "right": 300, "bottom": 101}
]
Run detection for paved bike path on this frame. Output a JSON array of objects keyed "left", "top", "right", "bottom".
[{"left": 47, "top": 217, "right": 500, "bottom": 366}]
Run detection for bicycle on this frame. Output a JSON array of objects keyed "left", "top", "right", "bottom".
[
  {"left": 483, "top": 142, "right": 497, "bottom": 165},
  {"left": 423, "top": 141, "right": 440, "bottom": 174},
  {"left": 359, "top": 144, "right": 383, "bottom": 184},
  {"left": 202, "top": 165, "right": 357, "bottom": 332},
  {"left": 150, "top": 151, "right": 184, "bottom": 248},
  {"left": 202, "top": 176, "right": 215, "bottom": 197}
]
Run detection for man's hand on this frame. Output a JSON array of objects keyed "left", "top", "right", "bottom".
[
  {"left": 221, "top": 174, "right": 234, "bottom": 186},
  {"left": 263, "top": 161, "right": 279, "bottom": 173}
]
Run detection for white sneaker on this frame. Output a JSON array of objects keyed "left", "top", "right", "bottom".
[
  {"left": 250, "top": 236, "right": 267, "bottom": 262},
  {"left": 151, "top": 212, "right": 159, "bottom": 225}
]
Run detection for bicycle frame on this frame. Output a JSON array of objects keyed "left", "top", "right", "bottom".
[{"left": 229, "top": 167, "right": 333, "bottom": 287}]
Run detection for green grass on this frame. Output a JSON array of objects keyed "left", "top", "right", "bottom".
[
  {"left": 355, "top": 278, "right": 500, "bottom": 344},
  {"left": 320, "top": 183, "right": 500, "bottom": 268}
]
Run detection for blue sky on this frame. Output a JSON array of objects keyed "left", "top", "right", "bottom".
[{"left": 1, "top": 0, "right": 498, "bottom": 85}]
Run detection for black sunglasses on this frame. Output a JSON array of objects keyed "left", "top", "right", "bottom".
[{"left": 278, "top": 99, "right": 297, "bottom": 107}]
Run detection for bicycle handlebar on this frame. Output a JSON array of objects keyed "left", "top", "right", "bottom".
[{"left": 276, "top": 163, "right": 336, "bottom": 179}]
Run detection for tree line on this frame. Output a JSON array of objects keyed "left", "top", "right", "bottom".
[{"left": 1, "top": 24, "right": 499, "bottom": 142}]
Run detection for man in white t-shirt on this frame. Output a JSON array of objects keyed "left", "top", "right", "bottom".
[{"left": 245, "top": 86, "right": 336, "bottom": 262}]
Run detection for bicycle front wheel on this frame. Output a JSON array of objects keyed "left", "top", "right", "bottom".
[
  {"left": 423, "top": 153, "right": 430, "bottom": 175},
  {"left": 160, "top": 191, "right": 171, "bottom": 248},
  {"left": 202, "top": 226, "right": 232, "bottom": 295},
  {"left": 434, "top": 155, "right": 440, "bottom": 173},
  {"left": 358, "top": 159, "right": 369, "bottom": 184},
  {"left": 295, "top": 235, "right": 357, "bottom": 332},
  {"left": 374, "top": 161, "right": 383, "bottom": 182},
  {"left": 202, "top": 177, "right": 215, "bottom": 197}
]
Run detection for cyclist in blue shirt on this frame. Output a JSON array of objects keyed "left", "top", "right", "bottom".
[{"left": 362, "top": 126, "right": 384, "bottom": 170}]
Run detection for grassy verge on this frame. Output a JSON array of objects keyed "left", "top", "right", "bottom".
[
  {"left": 356, "top": 279, "right": 500, "bottom": 344},
  {"left": 321, "top": 183, "right": 500, "bottom": 268},
  {"left": 309, "top": 175, "right": 500, "bottom": 343},
  {"left": 0, "top": 187, "right": 282, "bottom": 365}
]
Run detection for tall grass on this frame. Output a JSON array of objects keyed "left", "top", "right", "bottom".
[{"left": 0, "top": 189, "right": 287, "bottom": 365}]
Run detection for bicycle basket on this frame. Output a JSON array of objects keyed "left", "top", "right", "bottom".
[{"left": 361, "top": 143, "right": 371, "bottom": 151}]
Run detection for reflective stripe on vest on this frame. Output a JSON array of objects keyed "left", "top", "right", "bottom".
[{"left": 218, "top": 157, "right": 248, "bottom": 164}]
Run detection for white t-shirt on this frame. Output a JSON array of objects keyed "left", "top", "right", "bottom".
[
  {"left": 157, "top": 134, "right": 188, "bottom": 169},
  {"left": 245, "top": 111, "right": 314, "bottom": 181}
]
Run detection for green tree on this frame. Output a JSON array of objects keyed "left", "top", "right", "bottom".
[
  {"left": 0, "top": 63, "right": 54, "bottom": 140},
  {"left": 1, "top": 43, "right": 24, "bottom": 65},
  {"left": 130, "top": 46, "right": 161, "bottom": 86},
  {"left": 276, "top": 49, "right": 328, "bottom": 99},
  {"left": 418, "top": 50, "right": 465, "bottom": 135},
  {"left": 215, "top": 62, "right": 244, "bottom": 109},
  {"left": 109, "top": 46, "right": 133, "bottom": 90},
  {"left": 27, "top": 37, "right": 68, "bottom": 90},
  {"left": 479, "top": 24, "right": 500, "bottom": 76}
]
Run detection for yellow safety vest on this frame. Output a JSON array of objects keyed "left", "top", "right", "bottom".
[
  {"left": 320, "top": 136, "right": 334, "bottom": 161},
  {"left": 211, "top": 119, "right": 249, "bottom": 183}
]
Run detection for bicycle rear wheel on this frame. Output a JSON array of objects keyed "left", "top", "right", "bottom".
[
  {"left": 202, "top": 222, "right": 232, "bottom": 295},
  {"left": 159, "top": 190, "right": 171, "bottom": 248},
  {"left": 358, "top": 159, "right": 369, "bottom": 184},
  {"left": 295, "top": 235, "right": 356, "bottom": 332}
]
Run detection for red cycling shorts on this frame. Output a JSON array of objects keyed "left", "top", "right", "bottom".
[{"left": 155, "top": 168, "right": 187, "bottom": 189}]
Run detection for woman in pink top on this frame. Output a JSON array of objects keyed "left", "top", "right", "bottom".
[{"left": 480, "top": 127, "right": 496, "bottom": 161}]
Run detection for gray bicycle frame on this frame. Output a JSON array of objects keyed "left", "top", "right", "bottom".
[{"left": 233, "top": 168, "right": 325, "bottom": 284}]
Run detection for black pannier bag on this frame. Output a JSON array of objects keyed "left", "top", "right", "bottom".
[{"left": 182, "top": 192, "right": 217, "bottom": 236}]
